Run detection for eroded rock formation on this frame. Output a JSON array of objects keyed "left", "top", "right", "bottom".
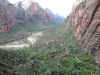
[
  {"left": 0, "top": 0, "right": 16, "bottom": 33},
  {"left": 0, "top": 0, "right": 64, "bottom": 33},
  {"left": 25, "top": 2, "right": 64, "bottom": 24},
  {"left": 72, "top": 0, "right": 100, "bottom": 63},
  {"left": 25, "top": 2, "right": 50, "bottom": 23}
]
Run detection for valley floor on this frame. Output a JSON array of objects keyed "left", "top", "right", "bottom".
[
  {"left": 0, "top": 24, "right": 100, "bottom": 75},
  {"left": 0, "top": 32, "right": 43, "bottom": 49}
]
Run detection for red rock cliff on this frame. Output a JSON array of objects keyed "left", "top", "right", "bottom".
[
  {"left": 0, "top": 0, "right": 16, "bottom": 33},
  {"left": 72, "top": 0, "right": 100, "bottom": 63}
]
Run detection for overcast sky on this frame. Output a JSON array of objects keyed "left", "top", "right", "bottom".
[{"left": 8, "top": 0, "right": 76, "bottom": 17}]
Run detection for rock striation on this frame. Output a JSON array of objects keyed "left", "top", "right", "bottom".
[{"left": 72, "top": 0, "right": 100, "bottom": 63}]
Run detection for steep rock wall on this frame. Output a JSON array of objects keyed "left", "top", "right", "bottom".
[
  {"left": 0, "top": 0, "right": 16, "bottom": 33},
  {"left": 72, "top": 0, "right": 100, "bottom": 63}
]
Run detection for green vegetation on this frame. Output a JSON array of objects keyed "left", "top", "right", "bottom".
[
  {"left": 0, "top": 22, "right": 55, "bottom": 44},
  {"left": 0, "top": 25, "right": 100, "bottom": 75}
]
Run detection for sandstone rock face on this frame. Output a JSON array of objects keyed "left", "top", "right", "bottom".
[
  {"left": 27, "top": 2, "right": 39, "bottom": 16},
  {"left": 7, "top": 4, "right": 18, "bottom": 16},
  {"left": 7, "top": 2, "right": 25, "bottom": 25},
  {"left": 72, "top": 0, "right": 100, "bottom": 63},
  {"left": 25, "top": 2, "right": 64, "bottom": 24},
  {"left": 25, "top": 2, "right": 49, "bottom": 23},
  {"left": 0, "top": 1, "right": 16, "bottom": 33},
  {"left": 0, "top": 0, "right": 63, "bottom": 33}
]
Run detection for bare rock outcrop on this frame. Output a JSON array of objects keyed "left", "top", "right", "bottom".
[
  {"left": 72, "top": 0, "right": 100, "bottom": 63},
  {"left": 25, "top": 2, "right": 49, "bottom": 23},
  {"left": 27, "top": 2, "right": 39, "bottom": 16},
  {"left": 25, "top": 2, "right": 64, "bottom": 24},
  {"left": 0, "top": 1, "right": 16, "bottom": 33}
]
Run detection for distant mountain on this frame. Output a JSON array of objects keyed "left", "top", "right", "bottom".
[
  {"left": 0, "top": 0, "right": 64, "bottom": 33},
  {"left": 25, "top": 2, "right": 48, "bottom": 23},
  {"left": 0, "top": 0, "right": 16, "bottom": 33},
  {"left": 45, "top": 9, "right": 64, "bottom": 24},
  {"left": 25, "top": 2, "right": 64, "bottom": 24},
  {"left": 7, "top": 2, "right": 25, "bottom": 24}
]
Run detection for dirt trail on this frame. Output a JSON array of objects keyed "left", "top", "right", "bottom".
[{"left": 0, "top": 32, "right": 43, "bottom": 49}]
